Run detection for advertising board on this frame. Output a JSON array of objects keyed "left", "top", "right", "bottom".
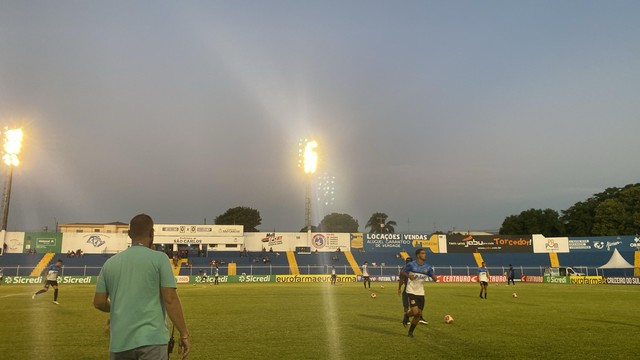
[
  {"left": 532, "top": 235, "right": 570, "bottom": 253},
  {"left": 569, "top": 276, "right": 605, "bottom": 285},
  {"left": 568, "top": 236, "right": 640, "bottom": 252},
  {"left": 2, "top": 276, "right": 97, "bottom": 285},
  {"left": 446, "top": 234, "right": 533, "bottom": 253},
  {"left": 275, "top": 275, "right": 357, "bottom": 283}
]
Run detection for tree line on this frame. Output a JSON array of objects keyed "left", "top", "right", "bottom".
[
  {"left": 213, "top": 183, "right": 640, "bottom": 236},
  {"left": 214, "top": 207, "right": 396, "bottom": 234},
  {"left": 499, "top": 183, "right": 640, "bottom": 236}
]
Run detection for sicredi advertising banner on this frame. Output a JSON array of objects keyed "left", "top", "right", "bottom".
[
  {"left": 544, "top": 276, "right": 570, "bottom": 284},
  {"left": 3, "top": 276, "right": 97, "bottom": 285},
  {"left": 446, "top": 234, "right": 533, "bottom": 253},
  {"left": 532, "top": 235, "right": 570, "bottom": 253},
  {"left": 568, "top": 236, "right": 640, "bottom": 252},
  {"left": 62, "top": 233, "right": 129, "bottom": 254}
]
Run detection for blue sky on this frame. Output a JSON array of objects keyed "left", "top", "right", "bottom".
[{"left": 0, "top": 1, "right": 638, "bottom": 232}]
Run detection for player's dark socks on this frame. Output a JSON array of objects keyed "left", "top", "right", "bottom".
[
  {"left": 35, "top": 289, "right": 46, "bottom": 296},
  {"left": 407, "top": 332, "right": 414, "bottom": 338},
  {"left": 409, "top": 323, "right": 417, "bottom": 334},
  {"left": 54, "top": 289, "right": 59, "bottom": 301},
  {"left": 484, "top": 294, "right": 487, "bottom": 299}
]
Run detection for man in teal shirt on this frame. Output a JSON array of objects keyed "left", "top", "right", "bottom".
[{"left": 94, "top": 214, "right": 190, "bottom": 359}]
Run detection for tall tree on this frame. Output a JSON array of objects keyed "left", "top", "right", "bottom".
[
  {"left": 365, "top": 212, "right": 397, "bottom": 234},
  {"left": 561, "top": 184, "right": 640, "bottom": 236},
  {"left": 214, "top": 206, "right": 262, "bottom": 232},
  {"left": 592, "top": 199, "right": 627, "bottom": 236},
  {"left": 319, "top": 213, "right": 359, "bottom": 233},
  {"left": 499, "top": 208, "right": 564, "bottom": 236}
]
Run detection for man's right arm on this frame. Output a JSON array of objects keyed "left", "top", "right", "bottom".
[{"left": 161, "top": 287, "right": 190, "bottom": 359}]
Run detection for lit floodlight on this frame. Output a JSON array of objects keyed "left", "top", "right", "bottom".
[
  {"left": 303, "top": 140, "right": 318, "bottom": 174},
  {"left": 2, "top": 128, "right": 23, "bottom": 166}
]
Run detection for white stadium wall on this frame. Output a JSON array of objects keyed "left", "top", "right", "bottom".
[
  {"left": 244, "top": 232, "right": 305, "bottom": 252},
  {"left": 2, "top": 231, "right": 25, "bottom": 253},
  {"left": 62, "top": 233, "right": 130, "bottom": 254}
]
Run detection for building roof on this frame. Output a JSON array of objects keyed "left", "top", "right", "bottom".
[{"left": 58, "top": 222, "right": 128, "bottom": 226}]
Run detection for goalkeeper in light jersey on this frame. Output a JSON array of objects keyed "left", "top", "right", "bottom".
[
  {"left": 32, "top": 259, "right": 63, "bottom": 304},
  {"left": 400, "top": 249, "right": 437, "bottom": 338}
]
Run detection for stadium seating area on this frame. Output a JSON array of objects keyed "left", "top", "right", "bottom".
[
  {"left": 0, "top": 253, "right": 45, "bottom": 275},
  {"left": 1, "top": 249, "right": 636, "bottom": 277}
]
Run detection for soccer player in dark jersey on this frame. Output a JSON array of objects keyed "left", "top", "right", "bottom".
[
  {"left": 400, "top": 249, "right": 436, "bottom": 338},
  {"left": 32, "top": 259, "right": 63, "bottom": 304},
  {"left": 507, "top": 264, "right": 515, "bottom": 286}
]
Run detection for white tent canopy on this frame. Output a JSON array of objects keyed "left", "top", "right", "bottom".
[{"left": 598, "top": 248, "right": 634, "bottom": 269}]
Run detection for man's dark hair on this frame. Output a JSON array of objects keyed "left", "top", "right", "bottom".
[
  {"left": 415, "top": 248, "right": 425, "bottom": 256},
  {"left": 405, "top": 257, "right": 413, "bottom": 264},
  {"left": 128, "top": 213, "right": 154, "bottom": 238},
  {"left": 56, "top": 259, "right": 63, "bottom": 263}
]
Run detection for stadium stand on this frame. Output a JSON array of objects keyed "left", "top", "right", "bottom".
[{"left": 0, "top": 253, "right": 45, "bottom": 276}]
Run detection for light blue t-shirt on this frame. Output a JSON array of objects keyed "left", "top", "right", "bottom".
[
  {"left": 402, "top": 261, "right": 434, "bottom": 296},
  {"left": 96, "top": 245, "right": 177, "bottom": 352}
]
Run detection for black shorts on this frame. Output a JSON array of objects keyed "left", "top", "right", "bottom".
[
  {"left": 45, "top": 280, "right": 58, "bottom": 287},
  {"left": 330, "top": 274, "right": 336, "bottom": 279},
  {"left": 480, "top": 281, "right": 488, "bottom": 286},
  {"left": 407, "top": 294, "right": 425, "bottom": 310},
  {"left": 363, "top": 276, "right": 370, "bottom": 281},
  {"left": 402, "top": 290, "right": 409, "bottom": 308}
]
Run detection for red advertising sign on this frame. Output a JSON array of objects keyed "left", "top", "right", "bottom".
[{"left": 521, "top": 275, "right": 544, "bottom": 283}]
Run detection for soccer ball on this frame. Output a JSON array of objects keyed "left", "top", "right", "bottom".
[
  {"left": 380, "top": 285, "right": 385, "bottom": 289},
  {"left": 444, "top": 314, "right": 454, "bottom": 324},
  {"left": 370, "top": 292, "right": 377, "bottom": 299},
  {"left": 512, "top": 292, "right": 518, "bottom": 298}
]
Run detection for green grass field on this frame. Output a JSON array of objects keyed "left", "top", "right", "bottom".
[{"left": 1, "top": 282, "right": 638, "bottom": 359}]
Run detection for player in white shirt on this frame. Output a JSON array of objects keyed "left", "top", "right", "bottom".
[
  {"left": 478, "top": 261, "right": 490, "bottom": 299},
  {"left": 362, "top": 261, "right": 371, "bottom": 288},
  {"left": 400, "top": 249, "right": 437, "bottom": 338}
]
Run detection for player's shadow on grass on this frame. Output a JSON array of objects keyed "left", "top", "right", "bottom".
[{"left": 577, "top": 318, "right": 640, "bottom": 329}]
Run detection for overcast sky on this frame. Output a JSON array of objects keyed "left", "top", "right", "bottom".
[{"left": 0, "top": 1, "right": 638, "bottom": 233}]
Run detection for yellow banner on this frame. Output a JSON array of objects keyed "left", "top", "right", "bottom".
[
  {"left": 275, "top": 275, "right": 357, "bottom": 283},
  {"left": 570, "top": 276, "right": 605, "bottom": 285}
]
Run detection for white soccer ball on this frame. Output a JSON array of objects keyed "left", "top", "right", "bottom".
[
  {"left": 512, "top": 292, "right": 518, "bottom": 298},
  {"left": 370, "top": 292, "right": 377, "bottom": 299},
  {"left": 380, "top": 285, "right": 385, "bottom": 289},
  {"left": 444, "top": 314, "right": 454, "bottom": 324}
]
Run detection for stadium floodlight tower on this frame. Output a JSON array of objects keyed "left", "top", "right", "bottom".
[
  {"left": 1, "top": 128, "right": 23, "bottom": 231},
  {"left": 298, "top": 139, "right": 318, "bottom": 238}
]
